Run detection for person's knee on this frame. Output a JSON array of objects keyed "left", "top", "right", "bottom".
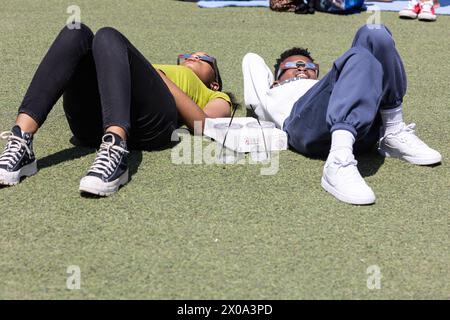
[
  {"left": 357, "top": 25, "right": 395, "bottom": 50},
  {"left": 58, "top": 22, "right": 94, "bottom": 46},
  {"left": 93, "top": 27, "right": 123, "bottom": 47},
  {"left": 76, "top": 23, "right": 94, "bottom": 38}
]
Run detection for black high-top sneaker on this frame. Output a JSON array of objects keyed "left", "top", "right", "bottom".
[
  {"left": 79, "top": 132, "right": 129, "bottom": 196},
  {"left": 0, "top": 125, "right": 37, "bottom": 186}
]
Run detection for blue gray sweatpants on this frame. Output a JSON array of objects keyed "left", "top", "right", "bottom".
[{"left": 283, "top": 25, "right": 407, "bottom": 157}]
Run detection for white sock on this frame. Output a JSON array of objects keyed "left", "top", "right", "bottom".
[
  {"left": 330, "top": 130, "right": 355, "bottom": 156},
  {"left": 380, "top": 106, "right": 404, "bottom": 135}
]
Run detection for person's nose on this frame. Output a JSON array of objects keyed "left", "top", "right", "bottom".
[{"left": 187, "top": 55, "right": 200, "bottom": 62}]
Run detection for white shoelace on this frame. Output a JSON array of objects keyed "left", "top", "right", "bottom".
[
  {"left": 326, "top": 152, "right": 362, "bottom": 184},
  {"left": 331, "top": 157, "right": 358, "bottom": 168},
  {"left": 88, "top": 134, "right": 128, "bottom": 179},
  {"left": 0, "top": 131, "right": 32, "bottom": 169},
  {"left": 380, "top": 122, "right": 426, "bottom": 145}
]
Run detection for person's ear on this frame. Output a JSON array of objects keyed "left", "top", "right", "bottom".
[{"left": 209, "top": 81, "right": 220, "bottom": 91}]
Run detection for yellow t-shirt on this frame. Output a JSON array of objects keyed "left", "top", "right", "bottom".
[{"left": 153, "top": 64, "right": 231, "bottom": 110}]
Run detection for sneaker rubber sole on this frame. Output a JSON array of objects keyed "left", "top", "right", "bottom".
[
  {"left": 378, "top": 148, "right": 442, "bottom": 165},
  {"left": 321, "top": 176, "right": 376, "bottom": 205},
  {"left": 418, "top": 12, "right": 437, "bottom": 21},
  {"left": 79, "top": 169, "right": 129, "bottom": 197},
  {"left": 399, "top": 11, "right": 418, "bottom": 19},
  {"left": 0, "top": 160, "right": 38, "bottom": 186}
]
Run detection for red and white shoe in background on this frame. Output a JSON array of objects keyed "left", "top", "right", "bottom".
[
  {"left": 418, "top": 1, "right": 437, "bottom": 21},
  {"left": 399, "top": 0, "right": 421, "bottom": 19}
]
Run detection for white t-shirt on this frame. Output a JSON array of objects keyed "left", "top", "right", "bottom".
[{"left": 242, "top": 53, "right": 318, "bottom": 130}]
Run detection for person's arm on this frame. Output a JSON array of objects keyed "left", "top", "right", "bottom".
[
  {"left": 204, "top": 98, "right": 231, "bottom": 118},
  {"left": 242, "top": 53, "right": 274, "bottom": 113},
  {"left": 157, "top": 70, "right": 229, "bottom": 134},
  {"left": 157, "top": 70, "right": 205, "bottom": 134}
]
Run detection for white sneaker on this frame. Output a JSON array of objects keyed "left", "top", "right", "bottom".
[
  {"left": 418, "top": 1, "right": 437, "bottom": 21},
  {"left": 399, "top": 0, "right": 421, "bottom": 19},
  {"left": 321, "top": 151, "right": 376, "bottom": 205},
  {"left": 378, "top": 122, "right": 442, "bottom": 165}
]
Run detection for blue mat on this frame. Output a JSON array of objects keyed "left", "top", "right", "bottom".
[{"left": 198, "top": 0, "right": 450, "bottom": 15}]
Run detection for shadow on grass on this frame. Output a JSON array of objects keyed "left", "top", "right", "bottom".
[
  {"left": 357, "top": 150, "right": 385, "bottom": 178},
  {"left": 291, "top": 146, "right": 386, "bottom": 178},
  {"left": 38, "top": 146, "right": 143, "bottom": 174},
  {"left": 128, "top": 150, "right": 143, "bottom": 178},
  {"left": 0, "top": 147, "right": 93, "bottom": 189},
  {"left": 35, "top": 146, "right": 143, "bottom": 198},
  {"left": 37, "top": 146, "right": 95, "bottom": 170}
]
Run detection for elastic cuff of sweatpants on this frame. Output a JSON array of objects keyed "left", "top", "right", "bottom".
[
  {"left": 330, "top": 123, "right": 357, "bottom": 137},
  {"left": 381, "top": 99, "right": 403, "bottom": 110},
  {"left": 103, "top": 122, "right": 130, "bottom": 138},
  {"left": 18, "top": 110, "right": 44, "bottom": 127}
]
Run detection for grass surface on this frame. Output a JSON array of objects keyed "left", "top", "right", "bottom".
[{"left": 0, "top": 0, "right": 449, "bottom": 299}]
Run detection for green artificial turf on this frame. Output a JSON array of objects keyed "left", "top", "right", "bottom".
[{"left": 0, "top": 0, "right": 449, "bottom": 299}]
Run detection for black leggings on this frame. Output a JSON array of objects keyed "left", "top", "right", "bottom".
[{"left": 18, "top": 24, "right": 178, "bottom": 150}]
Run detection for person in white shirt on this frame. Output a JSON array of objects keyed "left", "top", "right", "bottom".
[{"left": 242, "top": 24, "right": 442, "bottom": 205}]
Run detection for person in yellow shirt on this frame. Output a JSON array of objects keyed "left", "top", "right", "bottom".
[{"left": 0, "top": 24, "right": 231, "bottom": 196}]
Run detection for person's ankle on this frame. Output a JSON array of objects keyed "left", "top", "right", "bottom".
[
  {"left": 329, "top": 147, "right": 353, "bottom": 158},
  {"left": 103, "top": 131, "right": 128, "bottom": 150},
  {"left": 15, "top": 113, "right": 39, "bottom": 134},
  {"left": 105, "top": 126, "right": 127, "bottom": 141},
  {"left": 380, "top": 106, "right": 403, "bottom": 135},
  {"left": 105, "top": 131, "right": 124, "bottom": 141},
  {"left": 330, "top": 129, "right": 355, "bottom": 154}
]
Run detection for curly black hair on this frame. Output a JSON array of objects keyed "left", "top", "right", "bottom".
[
  {"left": 274, "top": 47, "right": 315, "bottom": 80},
  {"left": 215, "top": 64, "right": 223, "bottom": 91}
]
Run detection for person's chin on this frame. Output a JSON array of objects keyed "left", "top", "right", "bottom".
[
  {"left": 182, "top": 64, "right": 194, "bottom": 72},
  {"left": 181, "top": 62, "right": 193, "bottom": 68}
]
